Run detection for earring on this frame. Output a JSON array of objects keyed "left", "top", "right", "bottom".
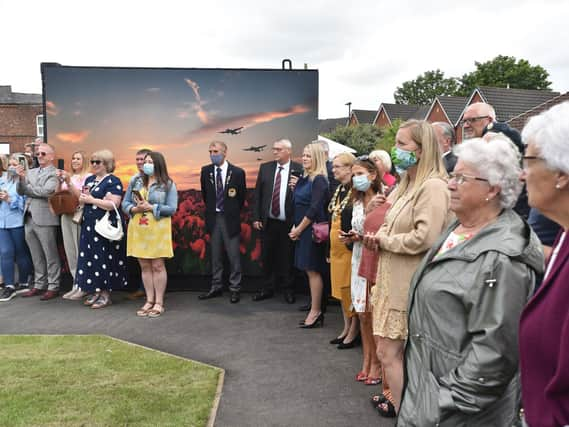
[
  {"left": 485, "top": 197, "right": 490, "bottom": 202},
  {"left": 556, "top": 183, "right": 562, "bottom": 190}
]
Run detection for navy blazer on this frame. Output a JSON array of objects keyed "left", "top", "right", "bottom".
[
  {"left": 252, "top": 160, "right": 301, "bottom": 227},
  {"left": 200, "top": 162, "right": 246, "bottom": 238}
]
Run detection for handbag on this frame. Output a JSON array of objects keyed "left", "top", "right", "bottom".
[
  {"left": 95, "top": 202, "right": 124, "bottom": 241},
  {"left": 312, "top": 221, "right": 329, "bottom": 243},
  {"left": 48, "top": 190, "right": 79, "bottom": 215}
]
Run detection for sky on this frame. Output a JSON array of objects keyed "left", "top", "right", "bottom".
[
  {"left": 1, "top": 0, "right": 569, "bottom": 119},
  {"left": 44, "top": 66, "right": 317, "bottom": 189}
]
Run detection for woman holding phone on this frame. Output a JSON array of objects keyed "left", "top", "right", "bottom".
[
  {"left": 57, "top": 150, "right": 92, "bottom": 300},
  {"left": 124, "top": 151, "right": 178, "bottom": 318}
]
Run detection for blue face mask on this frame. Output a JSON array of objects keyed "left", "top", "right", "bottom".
[
  {"left": 391, "top": 146, "right": 418, "bottom": 175},
  {"left": 142, "top": 163, "right": 154, "bottom": 176},
  {"left": 210, "top": 154, "right": 224, "bottom": 166},
  {"left": 352, "top": 174, "right": 371, "bottom": 192}
]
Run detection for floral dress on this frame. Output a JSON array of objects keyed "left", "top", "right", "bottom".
[
  {"left": 75, "top": 174, "right": 128, "bottom": 293},
  {"left": 350, "top": 200, "right": 367, "bottom": 312}
]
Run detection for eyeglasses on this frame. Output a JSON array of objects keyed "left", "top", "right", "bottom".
[
  {"left": 449, "top": 172, "right": 489, "bottom": 185},
  {"left": 90, "top": 160, "right": 102, "bottom": 165},
  {"left": 38, "top": 151, "right": 49, "bottom": 157},
  {"left": 522, "top": 155, "right": 545, "bottom": 169},
  {"left": 459, "top": 116, "right": 490, "bottom": 126}
]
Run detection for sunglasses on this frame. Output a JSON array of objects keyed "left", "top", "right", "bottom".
[{"left": 90, "top": 160, "right": 102, "bottom": 165}]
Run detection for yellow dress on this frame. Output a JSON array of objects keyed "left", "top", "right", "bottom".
[
  {"left": 126, "top": 187, "right": 174, "bottom": 259},
  {"left": 330, "top": 215, "right": 353, "bottom": 316}
]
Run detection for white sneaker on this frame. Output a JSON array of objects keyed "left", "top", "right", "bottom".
[
  {"left": 62, "top": 288, "right": 78, "bottom": 299},
  {"left": 14, "top": 284, "right": 30, "bottom": 295}
]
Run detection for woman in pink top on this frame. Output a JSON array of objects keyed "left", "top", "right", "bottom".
[{"left": 57, "top": 150, "right": 91, "bottom": 300}]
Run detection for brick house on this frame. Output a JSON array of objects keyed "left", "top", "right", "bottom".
[
  {"left": 373, "top": 103, "right": 429, "bottom": 128},
  {"left": 0, "top": 85, "right": 43, "bottom": 154},
  {"left": 348, "top": 109, "right": 377, "bottom": 126},
  {"left": 507, "top": 91, "right": 569, "bottom": 131},
  {"left": 425, "top": 96, "right": 468, "bottom": 127}
]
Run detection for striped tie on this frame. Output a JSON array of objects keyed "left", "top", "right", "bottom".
[{"left": 271, "top": 166, "right": 283, "bottom": 217}]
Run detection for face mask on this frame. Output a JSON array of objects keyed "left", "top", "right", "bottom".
[
  {"left": 7, "top": 167, "right": 18, "bottom": 176},
  {"left": 142, "top": 163, "right": 154, "bottom": 176},
  {"left": 352, "top": 174, "right": 371, "bottom": 192},
  {"left": 391, "top": 146, "right": 418, "bottom": 175},
  {"left": 210, "top": 154, "right": 224, "bottom": 166}
]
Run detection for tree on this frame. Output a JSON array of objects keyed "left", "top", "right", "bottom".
[
  {"left": 322, "top": 123, "right": 383, "bottom": 155},
  {"left": 394, "top": 70, "right": 460, "bottom": 105},
  {"left": 375, "top": 119, "right": 401, "bottom": 154},
  {"left": 459, "top": 55, "right": 552, "bottom": 95}
]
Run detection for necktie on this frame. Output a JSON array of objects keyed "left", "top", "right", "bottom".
[
  {"left": 216, "top": 167, "right": 224, "bottom": 212},
  {"left": 271, "top": 166, "right": 283, "bottom": 217}
]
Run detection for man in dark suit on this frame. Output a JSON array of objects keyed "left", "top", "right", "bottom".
[
  {"left": 199, "top": 141, "right": 246, "bottom": 303},
  {"left": 252, "top": 139, "right": 302, "bottom": 304},
  {"left": 433, "top": 121, "right": 457, "bottom": 173}
]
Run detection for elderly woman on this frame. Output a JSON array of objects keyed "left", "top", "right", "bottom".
[
  {"left": 369, "top": 149, "right": 396, "bottom": 191},
  {"left": 75, "top": 149, "right": 128, "bottom": 309},
  {"left": 289, "top": 142, "right": 330, "bottom": 327},
  {"left": 364, "top": 120, "right": 450, "bottom": 417},
  {"left": 329, "top": 152, "right": 360, "bottom": 348},
  {"left": 519, "top": 101, "right": 569, "bottom": 427},
  {"left": 397, "top": 137, "right": 544, "bottom": 426}
]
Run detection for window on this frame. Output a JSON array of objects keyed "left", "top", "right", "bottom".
[{"left": 36, "top": 115, "right": 44, "bottom": 137}]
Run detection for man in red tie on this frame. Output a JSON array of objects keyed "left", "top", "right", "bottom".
[{"left": 252, "top": 139, "right": 302, "bottom": 303}]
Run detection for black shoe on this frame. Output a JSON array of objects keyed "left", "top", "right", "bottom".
[
  {"left": 329, "top": 335, "right": 346, "bottom": 345},
  {"left": 198, "top": 289, "right": 222, "bottom": 300},
  {"left": 252, "top": 291, "right": 274, "bottom": 302},
  {"left": 299, "top": 313, "right": 324, "bottom": 328},
  {"left": 298, "top": 303, "right": 311, "bottom": 312},
  {"left": 284, "top": 292, "right": 296, "bottom": 304},
  {"left": 230, "top": 291, "right": 240, "bottom": 303},
  {"left": 0, "top": 287, "right": 16, "bottom": 302},
  {"left": 337, "top": 334, "right": 361, "bottom": 349}
]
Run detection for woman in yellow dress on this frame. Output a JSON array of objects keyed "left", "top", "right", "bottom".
[{"left": 125, "top": 151, "right": 178, "bottom": 317}]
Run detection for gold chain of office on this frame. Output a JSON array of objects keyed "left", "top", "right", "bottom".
[{"left": 328, "top": 185, "right": 352, "bottom": 221}]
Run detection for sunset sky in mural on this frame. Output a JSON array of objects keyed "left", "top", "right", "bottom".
[{"left": 43, "top": 66, "right": 318, "bottom": 189}]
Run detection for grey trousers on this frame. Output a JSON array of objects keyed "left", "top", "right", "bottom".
[
  {"left": 25, "top": 217, "right": 61, "bottom": 291},
  {"left": 61, "top": 213, "right": 80, "bottom": 280},
  {"left": 210, "top": 213, "right": 241, "bottom": 292}
]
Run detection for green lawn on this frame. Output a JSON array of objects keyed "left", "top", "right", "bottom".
[{"left": 0, "top": 335, "right": 222, "bottom": 427}]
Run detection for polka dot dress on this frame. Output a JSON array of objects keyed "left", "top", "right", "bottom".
[{"left": 75, "top": 174, "right": 128, "bottom": 293}]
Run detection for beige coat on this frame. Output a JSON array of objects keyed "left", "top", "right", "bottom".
[{"left": 376, "top": 177, "right": 450, "bottom": 311}]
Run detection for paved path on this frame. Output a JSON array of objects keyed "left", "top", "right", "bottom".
[{"left": 0, "top": 291, "right": 395, "bottom": 427}]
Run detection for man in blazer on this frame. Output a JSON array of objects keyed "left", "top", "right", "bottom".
[
  {"left": 16, "top": 143, "right": 61, "bottom": 300},
  {"left": 199, "top": 141, "right": 246, "bottom": 303},
  {"left": 433, "top": 122, "right": 457, "bottom": 174},
  {"left": 252, "top": 139, "right": 302, "bottom": 304}
]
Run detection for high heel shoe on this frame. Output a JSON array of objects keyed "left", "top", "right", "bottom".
[
  {"left": 299, "top": 313, "right": 324, "bottom": 328},
  {"left": 337, "top": 334, "right": 361, "bottom": 349},
  {"left": 329, "top": 335, "right": 347, "bottom": 345}
]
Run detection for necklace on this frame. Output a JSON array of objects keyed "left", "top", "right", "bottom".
[{"left": 328, "top": 185, "right": 352, "bottom": 220}]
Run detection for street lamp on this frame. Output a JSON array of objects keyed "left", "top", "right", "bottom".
[{"left": 345, "top": 102, "right": 352, "bottom": 125}]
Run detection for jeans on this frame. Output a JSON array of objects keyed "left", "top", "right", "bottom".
[{"left": 0, "top": 227, "right": 33, "bottom": 286}]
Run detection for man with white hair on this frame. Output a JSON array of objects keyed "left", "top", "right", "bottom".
[
  {"left": 432, "top": 122, "right": 457, "bottom": 173},
  {"left": 461, "top": 102, "right": 496, "bottom": 139}
]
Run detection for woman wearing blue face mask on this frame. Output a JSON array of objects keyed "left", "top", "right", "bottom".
[
  {"left": 363, "top": 120, "right": 451, "bottom": 417},
  {"left": 125, "top": 151, "right": 178, "bottom": 318}
]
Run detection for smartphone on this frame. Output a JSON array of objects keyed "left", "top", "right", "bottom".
[
  {"left": 290, "top": 169, "right": 302, "bottom": 178},
  {"left": 132, "top": 189, "right": 144, "bottom": 202},
  {"left": 17, "top": 155, "right": 27, "bottom": 168}
]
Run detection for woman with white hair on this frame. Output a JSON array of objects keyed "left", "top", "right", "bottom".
[
  {"left": 397, "top": 137, "right": 544, "bottom": 426},
  {"left": 519, "top": 101, "right": 569, "bottom": 427},
  {"left": 369, "top": 149, "right": 396, "bottom": 191}
]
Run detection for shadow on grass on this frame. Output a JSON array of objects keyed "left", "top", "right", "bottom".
[{"left": 0, "top": 335, "right": 223, "bottom": 427}]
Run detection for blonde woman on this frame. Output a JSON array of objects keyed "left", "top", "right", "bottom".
[
  {"left": 289, "top": 143, "right": 330, "bottom": 328},
  {"left": 58, "top": 150, "right": 92, "bottom": 300},
  {"left": 364, "top": 120, "right": 450, "bottom": 417}
]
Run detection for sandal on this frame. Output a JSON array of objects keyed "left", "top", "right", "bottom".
[
  {"left": 137, "top": 301, "right": 155, "bottom": 317},
  {"left": 364, "top": 377, "right": 382, "bottom": 386},
  {"left": 91, "top": 294, "right": 112, "bottom": 309},
  {"left": 355, "top": 371, "right": 368, "bottom": 382},
  {"left": 147, "top": 303, "right": 164, "bottom": 318},
  {"left": 371, "top": 394, "right": 396, "bottom": 418},
  {"left": 83, "top": 293, "right": 100, "bottom": 306}
]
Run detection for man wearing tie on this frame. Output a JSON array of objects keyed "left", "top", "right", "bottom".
[
  {"left": 252, "top": 139, "right": 301, "bottom": 304},
  {"left": 199, "top": 141, "right": 246, "bottom": 303}
]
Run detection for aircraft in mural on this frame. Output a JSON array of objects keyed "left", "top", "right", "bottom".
[
  {"left": 256, "top": 157, "right": 263, "bottom": 161},
  {"left": 243, "top": 145, "right": 267, "bottom": 152},
  {"left": 218, "top": 126, "right": 244, "bottom": 135}
]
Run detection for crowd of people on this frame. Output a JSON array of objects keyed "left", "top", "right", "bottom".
[{"left": 0, "top": 101, "right": 568, "bottom": 426}]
